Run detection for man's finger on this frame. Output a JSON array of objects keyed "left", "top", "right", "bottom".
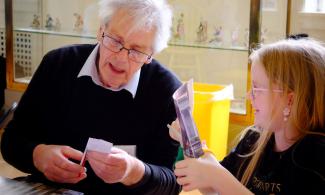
[
  {"left": 61, "top": 146, "right": 83, "bottom": 160},
  {"left": 53, "top": 154, "right": 85, "bottom": 173}
]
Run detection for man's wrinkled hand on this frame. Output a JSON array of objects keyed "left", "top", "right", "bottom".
[
  {"left": 33, "top": 144, "right": 87, "bottom": 183},
  {"left": 87, "top": 147, "right": 145, "bottom": 185}
]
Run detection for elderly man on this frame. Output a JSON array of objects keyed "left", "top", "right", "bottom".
[{"left": 1, "top": 0, "right": 181, "bottom": 194}]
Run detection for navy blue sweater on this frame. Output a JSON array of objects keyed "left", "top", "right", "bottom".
[{"left": 1, "top": 44, "right": 182, "bottom": 194}]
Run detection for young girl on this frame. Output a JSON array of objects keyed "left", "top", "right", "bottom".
[{"left": 173, "top": 37, "right": 325, "bottom": 195}]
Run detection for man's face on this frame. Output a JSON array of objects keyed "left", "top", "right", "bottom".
[{"left": 97, "top": 9, "right": 156, "bottom": 89}]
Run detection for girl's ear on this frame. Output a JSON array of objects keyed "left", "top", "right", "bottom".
[{"left": 287, "top": 92, "right": 294, "bottom": 107}]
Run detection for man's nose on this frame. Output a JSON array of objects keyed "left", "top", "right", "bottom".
[{"left": 116, "top": 47, "right": 129, "bottom": 62}]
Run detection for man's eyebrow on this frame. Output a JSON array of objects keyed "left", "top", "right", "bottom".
[
  {"left": 130, "top": 43, "right": 148, "bottom": 51},
  {"left": 108, "top": 30, "right": 151, "bottom": 52},
  {"left": 108, "top": 32, "right": 123, "bottom": 42}
]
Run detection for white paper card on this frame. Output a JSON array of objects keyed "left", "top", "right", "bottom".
[
  {"left": 86, "top": 138, "right": 113, "bottom": 153},
  {"left": 80, "top": 137, "right": 113, "bottom": 166}
]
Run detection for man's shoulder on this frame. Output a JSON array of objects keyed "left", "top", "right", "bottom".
[
  {"left": 142, "top": 59, "right": 176, "bottom": 78},
  {"left": 45, "top": 44, "right": 96, "bottom": 58},
  {"left": 140, "top": 59, "right": 181, "bottom": 92},
  {"left": 37, "top": 44, "right": 96, "bottom": 80}
]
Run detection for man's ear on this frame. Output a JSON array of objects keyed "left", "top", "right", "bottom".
[
  {"left": 144, "top": 56, "right": 153, "bottom": 64},
  {"left": 97, "top": 26, "right": 104, "bottom": 42}
]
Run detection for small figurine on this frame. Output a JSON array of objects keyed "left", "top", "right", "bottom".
[
  {"left": 53, "top": 17, "right": 61, "bottom": 31},
  {"left": 45, "top": 14, "right": 54, "bottom": 30},
  {"left": 231, "top": 27, "right": 240, "bottom": 47},
  {"left": 30, "top": 14, "right": 40, "bottom": 29},
  {"left": 73, "top": 13, "right": 84, "bottom": 32},
  {"left": 261, "top": 27, "right": 268, "bottom": 44},
  {"left": 243, "top": 28, "right": 249, "bottom": 48},
  {"left": 209, "top": 26, "right": 223, "bottom": 46},
  {"left": 173, "top": 13, "right": 185, "bottom": 41},
  {"left": 196, "top": 18, "right": 208, "bottom": 43}
]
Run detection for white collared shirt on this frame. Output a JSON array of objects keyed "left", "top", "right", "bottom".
[{"left": 78, "top": 44, "right": 140, "bottom": 98}]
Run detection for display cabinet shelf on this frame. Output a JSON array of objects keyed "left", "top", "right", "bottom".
[
  {"left": 14, "top": 27, "right": 97, "bottom": 39},
  {"left": 169, "top": 41, "right": 248, "bottom": 52}
]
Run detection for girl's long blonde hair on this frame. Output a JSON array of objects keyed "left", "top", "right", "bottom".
[{"left": 240, "top": 38, "right": 325, "bottom": 185}]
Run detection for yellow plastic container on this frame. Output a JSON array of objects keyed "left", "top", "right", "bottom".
[{"left": 193, "top": 83, "right": 231, "bottom": 160}]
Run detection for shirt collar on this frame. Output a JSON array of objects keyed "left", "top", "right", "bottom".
[{"left": 78, "top": 44, "right": 140, "bottom": 98}]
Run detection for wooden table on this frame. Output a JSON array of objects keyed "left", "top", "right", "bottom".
[
  {"left": 0, "top": 176, "right": 83, "bottom": 195},
  {"left": 0, "top": 175, "right": 204, "bottom": 195}
]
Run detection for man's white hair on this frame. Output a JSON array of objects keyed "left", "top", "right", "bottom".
[{"left": 98, "top": 0, "right": 172, "bottom": 53}]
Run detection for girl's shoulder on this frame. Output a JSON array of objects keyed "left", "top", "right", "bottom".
[
  {"left": 234, "top": 128, "right": 260, "bottom": 154},
  {"left": 292, "top": 134, "right": 325, "bottom": 181},
  {"left": 295, "top": 134, "right": 325, "bottom": 157}
]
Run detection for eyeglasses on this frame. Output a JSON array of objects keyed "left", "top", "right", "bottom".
[
  {"left": 250, "top": 87, "right": 283, "bottom": 100},
  {"left": 101, "top": 33, "right": 152, "bottom": 63}
]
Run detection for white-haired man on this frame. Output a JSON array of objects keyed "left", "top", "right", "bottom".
[{"left": 1, "top": 0, "right": 181, "bottom": 194}]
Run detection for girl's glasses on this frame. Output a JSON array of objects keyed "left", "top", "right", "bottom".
[{"left": 250, "top": 87, "right": 283, "bottom": 100}]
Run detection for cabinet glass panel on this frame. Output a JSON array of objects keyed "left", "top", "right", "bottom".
[
  {"left": 156, "top": 0, "right": 251, "bottom": 114},
  {"left": 260, "top": 0, "right": 287, "bottom": 44},
  {"left": 10, "top": 0, "right": 256, "bottom": 115},
  {"left": 12, "top": 0, "right": 98, "bottom": 83},
  {"left": 290, "top": 0, "right": 325, "bottom": 42},
  {"left": 0, "top": 0, "right": 5, "bottom": 57}
]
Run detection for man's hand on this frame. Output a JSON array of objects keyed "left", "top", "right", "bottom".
[
  {"left": 87, "top": 147, "right": 145, "bottom": 185},
  {"left": 33, "top": 144, "right": 87, "bottom": 183}
]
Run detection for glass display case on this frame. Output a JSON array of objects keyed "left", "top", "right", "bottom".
[
  {"left": 4, "top": 0, "right": 290, "bottom": 124},
  {"left": 0, "top": 0, "right": 5, "bottom": 57},
  {"left": 6, "top": 0, "right": 98, "bottom": 85},
  {"left": 156, "top": 0, "right": 251, "bottom": 117},
  {"left": 155, "top": 0, "right": 289, "bottom": 124}
]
